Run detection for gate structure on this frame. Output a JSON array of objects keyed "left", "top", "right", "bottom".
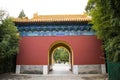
[{"left": 15, "top": 14, "right": 105, "bottom": 74}]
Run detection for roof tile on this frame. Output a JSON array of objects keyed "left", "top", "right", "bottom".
[{"left": 14, "top": 13, "right": 91, "bottom": 22}]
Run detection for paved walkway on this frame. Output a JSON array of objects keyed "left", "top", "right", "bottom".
[
  {"left": 49, "top": 63, "right": 72, "bottom": 74},
  {"left": 0, "top": 74, "right": 108, "bottom": 80}
]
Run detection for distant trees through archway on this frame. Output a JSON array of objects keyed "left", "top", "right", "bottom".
[{"left": 53, "top": 47, "right": 69, "bottom": 64}]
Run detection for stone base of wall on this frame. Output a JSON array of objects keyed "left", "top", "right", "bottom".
[
  {"left": 20, "top": 65, "right": 43, "bottom": 74},
  {"left": 78, "top": 64, "right": 101, "bottom": 74},
  {"left": 16, "top": 64, "right": 105, "bottom": 74}
]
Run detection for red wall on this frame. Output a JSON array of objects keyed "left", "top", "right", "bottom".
[{"left": 17, "top": 36, "right": 105, "bottom": 65}]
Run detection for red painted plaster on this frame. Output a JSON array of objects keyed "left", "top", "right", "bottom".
[{"left": 17, "top": 36, "right": 105, "bottom": 65}]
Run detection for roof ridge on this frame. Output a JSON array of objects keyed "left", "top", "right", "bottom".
[{"left": 13, "top": 14, "right": 91, "bottom": 22}]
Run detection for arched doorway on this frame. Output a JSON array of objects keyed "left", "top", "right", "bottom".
[{"left": 48, "top": 41, "right": 73, "bottom": 74}]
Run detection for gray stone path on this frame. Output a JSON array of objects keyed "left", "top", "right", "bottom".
[
  {"left": 49, "top": 63, "right": 72, "bottom": 74},
  {"left": 0, "top": 74, "right": 108, "bottom": 80}
]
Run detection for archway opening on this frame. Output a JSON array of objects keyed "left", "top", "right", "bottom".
[{"left": 48, "top": 41, "right": 73, "bottom": 74}]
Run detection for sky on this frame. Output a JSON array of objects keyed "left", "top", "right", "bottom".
[{"left": 0, "top": 0, "right": 88, "bottom": 18}]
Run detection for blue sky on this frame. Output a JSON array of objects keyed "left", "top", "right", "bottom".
[{"left": 0, "top": 0, "right": 88, "bottom": 18}]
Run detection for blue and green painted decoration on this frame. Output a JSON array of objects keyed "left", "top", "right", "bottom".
[{"left": 16, "top": 24, "right": 95, "bottom": 36}]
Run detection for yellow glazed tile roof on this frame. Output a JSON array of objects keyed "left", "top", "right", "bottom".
[{"left": 14, "top": 13, "right": 91, "bottom": 22}]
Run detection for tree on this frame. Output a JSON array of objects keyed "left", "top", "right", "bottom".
[
  {"left": 0, "top": 10, "right": 8, "bottom": 24},
  {"left": 0, "top": 9, "right": 19, "bottom": 73},
  {"left": 86, "top": 0, "right": 120, "bottom": 62},
  {"left": 53, "top": 47, "right": 69, "bottom": 63},
  {"left": 18, "top": 9, "right": 26, "bottom": 18}
]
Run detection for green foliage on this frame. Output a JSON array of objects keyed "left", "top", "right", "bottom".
[
  {"left": 104, "top": 36, "right": 120, "bottom": 62},
  {"left": 53, "top": 47, "right": 69, "bottom": 63},
  {"left": 0, "top": 18, "right": 19, "bottom": 58},
  {"left": 0, "top": 9, "right": 19, "bottom": 73},
  {"left": 18, "top": 9, "right": 26, "bottom": 18},
  {"left": 86, "top": 0, "right": 120, "bottom": 62}
]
